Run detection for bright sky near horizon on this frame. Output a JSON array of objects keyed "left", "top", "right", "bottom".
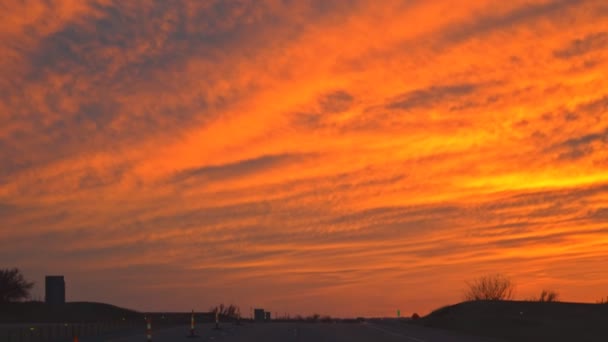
[{"left": 1, "top": 0, "right": 608, "bottom": 317}]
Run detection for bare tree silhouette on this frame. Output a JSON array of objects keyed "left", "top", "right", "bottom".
[
  {"left": 538, "top": 289, "right": 559, "bottom": 302},
  {"left": 0, "top": 268, "right": 34, "bottom": 303},
  {"left": 463, "top": 273, "right": 514, "bottom": 301},
  {"left": 209, "top": 303, "right": 241, "bottom": 319}
]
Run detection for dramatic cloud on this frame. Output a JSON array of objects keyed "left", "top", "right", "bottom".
[
  {"left": 554, "top": 32, "right": 608, "bottom": 58},
  {"left": 1, "top": 0, "right": 608, "bottom": 317},
  {"left": 387, "top": 84, "right": 478, "bottom": 110},
  {"left": 555, "top": 127, "right": 608, "bottom": 160},
  {"left": 171, "top": 153, "right": 307, "bottom": 184}
]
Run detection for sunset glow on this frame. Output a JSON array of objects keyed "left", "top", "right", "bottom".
[{"left": 1, "top": 0, "right": 607, "bottom": 317}]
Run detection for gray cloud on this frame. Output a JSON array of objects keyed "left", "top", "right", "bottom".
[
  {"left": 556, "top": 127, "right": 608, "bottom": 160},
  {"left": 19, "top": 211, "right": 71, "bottom": 230},
  {"left": 448, "top": 94, "right": 501, "bottom": 112},
  {"left": 325, "top": 205, "right": 460, "bottom": 228},
  {"left": 587, "top": 207, "right": 608, "bottom": 221},
  {"left": 562, "top": 128, "right": 608, "bottom": 147},
  {"left": 443, "top": 0, "right": 583, "bottom": 44},
  {"left": 492, "top": 233, "right": 567, "bottom": 248},
  {"left": 466, "top": 183, "right": 608, "bottom": 240},
  {"left": 171, "top": 153, "right": 305, "bottom": 184},
  {"left": 387, "top": 84, "right": 477, "bottom": 110},
  {"left": 319, "top": 90, "right": 354, "bottom": 113},
  {"left": 554, "top": 32, "right": 608, "bottom": 59},
  {"left": 0, "top": 0, "right": 368, "bottom": 185},
  {"left": 23, "top": 0, "right": 363, "bottom": 87},
  {"left": 27, "top": 1, "right": 274, "bottom": 81},
  {"left": 0, "top": 83, "right": 205, "bottom": 182},
  {"left": 78, "top": 164, "right": 128, "bottom": 190},
  {"left": 0, "top": 202, "right": 18, "bottom": 218},
  {"left": 494, "top": 227, "right": 608, "bottom": 248},
  {"left": 477, "top": 183, "right": 608, "bottom": 212},
  {"left": 144, "top": 202, "right": 274, "bottom": 231},
  {"left": 578, "top": 94, "right": 608, "bottom": 110},
  {"left": 2, "top": 1, "right": 310, "bottom": 180},
  {"left": 61, "top": 240, "right": 164, "bottom": 260},
  {"left": 293, "top": 90, "right": 354, "bottom": 130}
]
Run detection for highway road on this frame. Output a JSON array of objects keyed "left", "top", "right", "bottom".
[{"left": 80, "top": 321, "right": 502, "bottom": 342}]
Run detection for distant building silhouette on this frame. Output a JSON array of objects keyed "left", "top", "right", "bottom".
[
  {"left": 45, "top": 276, "right": 65, "bottom": 304},
  {"left": 254, "top": 308, "right": 265, "bottom": 322}
]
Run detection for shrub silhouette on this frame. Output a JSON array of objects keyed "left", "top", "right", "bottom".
[
  {"left": 463, "top": 273, "right": 514, "bottom": 301},
  {"left": 411, "top": 313, "right": 420, "bottom": 320},
  {"left": 0, "top": 268, "right": 34, "bottom": 303},
  {"left": 209, "top": 303, "right": 241, "bottom": 319},
  {"left": 306, "top": 313, "right": 320, "bottom": 322},
  {"left": 320, "top": 315, "right": 333, "bottom": 323},
  {"left": 538, "top": 289, "right": 559, "bottom": 302}
]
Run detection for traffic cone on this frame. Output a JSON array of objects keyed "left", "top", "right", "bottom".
[{"left": 146, "top": 318, "right": 152, "bottom": 341}]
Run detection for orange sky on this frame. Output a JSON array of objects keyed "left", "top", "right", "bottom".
[{"left": 1, "top": 0, "right": 607, "bottom": 317}]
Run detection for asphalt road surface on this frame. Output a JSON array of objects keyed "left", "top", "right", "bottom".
[{"left": 80, "top": 321, "right": 502, "bottom": 342}]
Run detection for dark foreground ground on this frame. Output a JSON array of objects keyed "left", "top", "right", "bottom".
[
  {"left": 75, "top": 321, "right": 499, "bottom": 342},
  {"left": 414, "top": 300, "right": 608, "bottom": 342},
  {"left": 3, "top": 301, "right": 608, "bottom": 341}
]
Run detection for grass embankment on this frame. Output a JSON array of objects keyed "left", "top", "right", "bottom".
[
  {"left": 0, "top": 301, "right": 143, "bottom": 323},
  {"left": 413, "top": 300, "right": 608, "bottom": 342}
]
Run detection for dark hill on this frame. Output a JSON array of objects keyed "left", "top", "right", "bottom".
[
  {"left": 0, "top": 301, "right": 143, "bottom": 323},
  {"left": 414, "top": 300, "right": 608, "bottom": 342}
]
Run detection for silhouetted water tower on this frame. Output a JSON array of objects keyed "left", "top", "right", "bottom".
[{"left": 45, "top": 275, "right": 65, "bottom": 304}]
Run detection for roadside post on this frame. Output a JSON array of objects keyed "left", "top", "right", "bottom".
[
  {"left": 146, "top": 317, "right": 152, "bottom": 341},
  {"left": 188, "top": 310, "right": 199, "bottom": 338}
]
